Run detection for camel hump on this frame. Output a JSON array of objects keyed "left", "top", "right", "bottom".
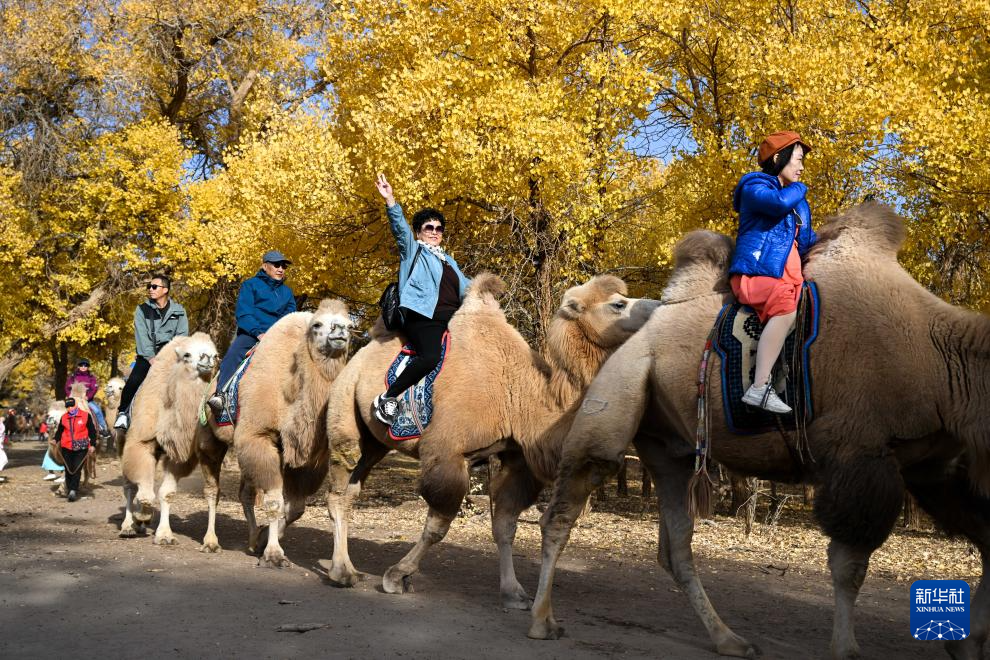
[
  {"left": 673, "top": 230, "right": 735, "bottom": 271},
  {"left": 811, "top": 202, "right": 906, "bottom": 260},
  {"left": 467, "top": 272, "right": 506, "bottom": 299}
]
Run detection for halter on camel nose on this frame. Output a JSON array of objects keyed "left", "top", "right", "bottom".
[{"left": 197, "top": 353, "right": 218, "bottom": 372}]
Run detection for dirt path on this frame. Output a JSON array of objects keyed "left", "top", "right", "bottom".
[{"left": 0, "top": 438, "right": 965, "bottom": 659}]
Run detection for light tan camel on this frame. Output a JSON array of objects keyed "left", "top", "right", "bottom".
[
  {"left": 325, "top": 274, "right": 659, "bottom": 601},
  {"left": 118, "top": 333, "right": 218, "bottom": 542},
  {"left": 195, "top": 300, "right": 353, "bottom": 562},
  {"left": 104, "top": 376, "right": 125, "bottom": 431},
  {"left": 528, "top": 204, "right": 990, "bottom": 660}
]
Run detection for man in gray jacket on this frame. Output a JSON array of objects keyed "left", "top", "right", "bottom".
[{"left": 113, "top": 274, "right": 189, "bottom": 429}]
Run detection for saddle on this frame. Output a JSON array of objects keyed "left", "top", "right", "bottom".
[
  {"left": 210, "top": 349, "right": 255, "bottom": 427},
  {"left": 384, "top": 332, "right": 450, "bottom": 441},
  {"left": 711, "top": 282, "right": 821, "bottom": 434}
]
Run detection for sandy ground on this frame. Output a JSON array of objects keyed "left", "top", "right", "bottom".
[{"left": 0, "top": 437, "right": 973, "bottom": 659}]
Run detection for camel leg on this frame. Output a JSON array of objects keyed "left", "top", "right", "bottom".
[
  {"left": 906, "top": 475, "right": 990, "bottom": 660},
  {"left": 327, "top": 441, "right": 389, "bottom": 587},
  {"left": 259, "top": 487, "right": 290, "bottom": 568},
  {"left": 154, "top": 456, "right": 196, "bottom": 546},
  {"left": 492, "top": 450, "right": 543, "bottom": 609},
  {"left": 382, "top": 507, "right": 455, "bottom": 594},
  {"left": 382, "top": 455, "right": 469, "bottom": 594},
  {"left": 119, "top": 480, "right": 145, "bottom": 537},
  {"left": 529, "top": 342, "right": 652, "bottom": 640},
  {"left": 122, "top": 438, "right": 157, "bottom": 524},
  {"left": 240, "top": 478, "right": 262, "bottom": 554},
  {"left": 814, "top": 452, "right": 903, "bottom": 660},
  {"left": 198, "top": 433, "right": 228, "bottom": 553},
  {"left": 826, "top": 541, "right": 870, "bottom": 659}
]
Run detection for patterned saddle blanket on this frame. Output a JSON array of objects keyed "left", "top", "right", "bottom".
[
  {"left": 384, "top": 332, "right": 450, "bottom": 441},
  {"left": 711, "top": 282, "right": 821, "bottom": 434},
  {"left": 214, "top": 351, "right": 254, "bottom": 427}
]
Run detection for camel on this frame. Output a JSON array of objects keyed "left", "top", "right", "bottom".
[
  {"left": 195, "top": 300, "right": 353, "bottom": 561},
  {"left": 325, "top": 273, "right": 659, "bottom": 601},
  {"left": 104, "top": 376, "right": 125, "bottom": 431},
  {"left": 118, "top": 333, "right": 218, "bottom": 542},
  {"left": 527, "top": 203, "right": 990, "bottom": 660}
]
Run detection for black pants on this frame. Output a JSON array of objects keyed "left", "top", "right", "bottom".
[
  {"left": 62, "top": 448, "right": 88, "bottom": 493},
  {"left": 117, "top": 356, "right": 152, "bottom": 415},
  {"left": 385, "top": 310, "right": 451, "bottom": 398}
]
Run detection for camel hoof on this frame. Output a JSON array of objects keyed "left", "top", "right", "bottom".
[
  {"left": 716, "top": 632, "right": 757, "bottom": 658},
  {"left": 119, "top": 526, "right": 139, "bottom": 538},
  {"left": 200, "top": 541, "right": 222, "bottom": 554},
  {"left": 328, "top": 567, "right": 364, "bottom": 588},
  {"left": 500, "top": 590, "right": 534, "bottom": 611},
  {"left": 259, "top": 550, "right": 290, "bottom": 568},
  {"left": 133, "top": 500, "right": 154, "bottom": 523},
  {"left": 382, "top": 568, "right": 413, "bottom": 594},
  {"left": 154, "top": 535, "right": 177, "bottom": 546},
  {"left": 527, "top": 618, "right": 564, "bottom": 640}
]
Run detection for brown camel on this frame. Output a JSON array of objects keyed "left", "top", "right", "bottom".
[
  {"left": 119, "top": 333, "right": 218, "bottom": 542},
  {"left": 195, "top": 300, "right": 353, "bottom": 562},
  {"left": 325, "top": 273, "right": 659, "bottom": 602},
  {"left": 527, "top": 203, "right": 990, "bottom": 660}
]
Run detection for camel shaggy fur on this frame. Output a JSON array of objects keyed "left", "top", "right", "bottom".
[
  {"left": 104, "top": 376, "right": 125, "bottom": 431},
  {"left": 196, "top": 300, "right": 353, "bottom": 562},
  {"left": 325, "top": 274, "right": 659, "bottom": 601},
  {"left": 528, "top": 203, "right": 990, "bottom": 660},
  {"left": 118, "top": 333, "right": 218, "bottom": 542}
]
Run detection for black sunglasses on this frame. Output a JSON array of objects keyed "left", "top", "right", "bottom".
[
  {"left": 146, "top": 283, "right": 165, "bottom": 290},
  {"left": 420, "top": 223, "right": 444, "bottom": 234},
  {"left": 268, "top": 261, "right": 290, "bottom": 269}
]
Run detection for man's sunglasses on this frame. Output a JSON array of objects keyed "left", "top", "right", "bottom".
[
  {"left": 268, "top": 261, "right": 290, "bottom": 269},
  {"left": 420, "top": 224, "right": 444, "bottom": 234},
  {"left": 146, "top": 283, "right": 165, "bottom": 290}
]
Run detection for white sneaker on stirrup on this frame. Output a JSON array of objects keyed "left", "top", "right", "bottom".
[{"left": 741, "top": 381, "right": 792, "bottom": 414}]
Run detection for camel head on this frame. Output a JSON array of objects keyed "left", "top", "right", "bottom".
[
  {"left": 105, "top": 377, "right": 125, "bottom": 399},
  {"left": 173, "top": 332, "right": 219, "bottom": 380},
  {"left": 308, "top": 299, "right": 353, "bottom": 358},
  {"left": 544, "top": 275, "right": 660, "bottom": 404},
  {"left": 553, "top": 275, "right": 660, "bottom": 349}
]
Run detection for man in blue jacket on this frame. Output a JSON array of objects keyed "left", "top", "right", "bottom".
[{"left": 208, "top": 250, "right": 296, "bottom": 412}]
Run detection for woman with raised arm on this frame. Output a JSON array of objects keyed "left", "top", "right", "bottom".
[{"left": 372, "top": 174, "right": 471, "bottom": 425}]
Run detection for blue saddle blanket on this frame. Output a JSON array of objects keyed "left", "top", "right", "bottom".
[
  {"left": 216, "top": 353, "right": 254, "bottom": 427},
  {"left": 385, "top": 332, "right": 450, "bottom": 441},
  {"left": 712, "top": 282, "right": 820, "bottom": 434}
]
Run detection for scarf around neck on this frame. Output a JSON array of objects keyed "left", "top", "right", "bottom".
[{"left": 416, "top": 240, "right": 447, "bottom": 263}]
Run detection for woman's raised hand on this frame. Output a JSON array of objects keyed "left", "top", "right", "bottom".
[{"left": 375, "top": 173, "right": 395, "bottom": 206}]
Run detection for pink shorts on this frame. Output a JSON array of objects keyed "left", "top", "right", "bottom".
[{"left": 730, "top": 242, "right": 803, "bottom": 323}]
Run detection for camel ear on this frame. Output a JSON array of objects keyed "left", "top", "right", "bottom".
[{"left": 558, "top": 297, "right": 584, "bottom": 319}]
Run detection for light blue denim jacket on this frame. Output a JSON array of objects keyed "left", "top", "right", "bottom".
[{"left": 388, "top": 203, "right": 470, "bottom": 319}]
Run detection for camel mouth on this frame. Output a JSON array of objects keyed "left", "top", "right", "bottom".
[{"left": 321, "top": 337, "right": 349, "bottom": 354}]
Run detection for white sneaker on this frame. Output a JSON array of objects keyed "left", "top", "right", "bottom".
[
  {"left": 741, "top": 382, "right": 792, "bottom": 414},
  {"left": 54, "top": 476, "right": 65, "bottom": 484},
  {"left": 113, "top": 412, "right": 128, "bottom": 430},
  {"left": 43, "top": 473, "right": 58, "bottom": 481}
]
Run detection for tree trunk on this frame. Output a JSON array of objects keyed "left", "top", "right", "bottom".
[
  {"left": 50, "top": 340, "right": 68, "bottom": 399},
  {"left": 109, "top": 347, "right": 120, "bottom": 378},
  {"left": 903, "top": 494, "right": 924, "bottom": 530},
  {"left": 730, "top": 476, "right": 757, "bottom": 536}
]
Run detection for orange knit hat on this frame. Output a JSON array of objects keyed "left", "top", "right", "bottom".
[{"left": 758, "top": 131, "right": 811, "bottom": 164}]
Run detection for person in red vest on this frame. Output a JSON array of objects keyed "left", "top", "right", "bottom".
[{"left": 52, "top": 397, "right": 97, "bottom": 502}]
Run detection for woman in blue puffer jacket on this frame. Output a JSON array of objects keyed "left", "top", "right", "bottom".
[
  {"left": 728, "top": 131, "right": 817, "bottom": 414},
  {"left": 373, "top": 174, "right": 471, "bottom": 425}
]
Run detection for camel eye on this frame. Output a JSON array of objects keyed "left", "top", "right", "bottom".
[
  {"left": 183, "top": 352, "right": 191, "bottom": 358},
  {"left": 312, "top": 321, "right": 323, "bottom": 329},
  {"left": 611, "top": 300, "right": 627, "bottom": 311}
]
